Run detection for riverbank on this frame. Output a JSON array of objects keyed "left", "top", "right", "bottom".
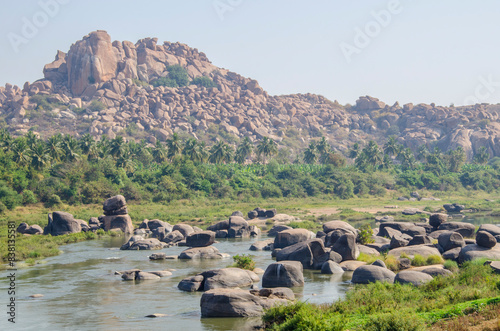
[
  {"left": 262, "top": 260, "right": 500, "bottom": 330},
  {"left": 1, "top": 193, "right": 499, "bottom": 267}
]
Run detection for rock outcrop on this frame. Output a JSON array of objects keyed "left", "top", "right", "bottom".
[
  {"left": 3, "top": 30, "right": 500, "bottom": 159},
  {"left": 178, "top": 268, "right": 259, "bottom": 292}
]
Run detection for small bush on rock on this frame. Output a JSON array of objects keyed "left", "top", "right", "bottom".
[
  {"left": 232, "top": 254, "right": 256, "bottom": 270},
  {"left": 358, "top": 224, "right": 375, "bottom": 244}
]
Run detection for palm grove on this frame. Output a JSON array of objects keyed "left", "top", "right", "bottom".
[{"left": 0, "top": 128, "right": 498, "bottom": 212}]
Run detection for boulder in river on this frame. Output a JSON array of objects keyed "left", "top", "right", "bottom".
[
  {"left": 100, "top": 214, "right": 133, "bottom": 233},
  {"left": 186, "top": 231, "right": 215, "bottom": 247},
  {"left": 178, "top": 246, "right": 228, "bottom": 259},
  {"left": 262, "top": 261, "right": 304, "bottom": 287},
  {"left": 331, "top": 233, "right": 359, "bottom": 261},
  {"left": 200, "top": 287, "right": 294, "bottom": 317},
  {"left": 274, "top": 228, "right": 315, "bottom": 249},
  {"left": 178, "top": 268, "right": 259, "bottom": 292},
  {"left": 275, "top": 239, "right": 330, "bottom": 269}
]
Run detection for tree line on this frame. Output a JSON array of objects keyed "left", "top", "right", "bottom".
[{"left": 0, "top": 129, "right": 498, "bottom": 212}]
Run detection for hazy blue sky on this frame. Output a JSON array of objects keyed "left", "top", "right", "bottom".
[{"left": 1, "top": 0, "right": 499, "bottom": 106}]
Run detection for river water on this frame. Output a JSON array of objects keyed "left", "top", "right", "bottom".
[
  {"left": 5, "top": 215, "right": 500, "bottom": 331},
  {"left": 1, "top": 236, "right": 352, "bottom": 331}
]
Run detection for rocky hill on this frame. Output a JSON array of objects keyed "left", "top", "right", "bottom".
[{"left": 1, "top": 30, "right": 499, "bottom": 158}]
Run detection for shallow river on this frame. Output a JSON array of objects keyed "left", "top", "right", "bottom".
[{"left": 1, "top": 236, "right": 353, "bottom": 331}]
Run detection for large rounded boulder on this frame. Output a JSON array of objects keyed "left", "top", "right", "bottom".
[
  {"left": 458, "top": 244, "right": 500, "bottom": 263},
  {"left": 200, "top": 288, "right": 294, "bottom": 317},
  {"left": 275, "top": 239, "right": 330, "bottom": 269},
  {"left": 331, "top": 233, "right": 359, "bottom": 261},
  {"left": 274, "top": 228, "right": 314, "bottom": 249},
  {"left": 351, "top": 265, "right": 396, "bottom": 284},
  {"left": 45, "top": 211, "right": 84, "bottom": 236},
  {"left": 186, "top": 231, "right": 215, "bottom": 247},
  {"left": 395, "top": 270, "right": 433, "bottom": 286},
  {"left": 438, "top": 232, "right": 465, "bottom": 252},
  {"left": 476, "top": 231, "right": 497, "bottom": 248},
  {"left": 262, "top": 261, "right": 304, "bottom": 287},
  {"left": 322, "top": 220, "right": 357, "bottom": 235},
  {"left": 438, "top": 222, "right": 475, "bottom": 238}
]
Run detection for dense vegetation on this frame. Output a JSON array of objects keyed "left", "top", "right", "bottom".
[
  {"left": 0, "top": 129, "right": 498, "bottom": 212},
  {"left": 263, "top": 260, "right": 500, "bottom": 330}
]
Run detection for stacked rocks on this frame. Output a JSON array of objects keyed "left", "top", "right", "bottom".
[{"left": 99, "top": 195, "right": 133, "bottom": 233}]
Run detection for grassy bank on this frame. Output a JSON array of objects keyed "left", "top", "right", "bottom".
[
  {"left": 262, "top": 260, "right": 500, "bottom": 330},
  {"left": 1, "top": 193, "right": 498, "bottom": 268}
]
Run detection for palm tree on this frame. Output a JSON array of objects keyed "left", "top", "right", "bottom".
[
  {"left": 303, "top": 142, "right": 317, "bottom": 164},
  {"left": 46, "top": 134, "right": 63, "bottom": 162},
  {"left": 0, "top": 129, "right": 12, "bottom": 152},
  {"left": 364, "top": 140, "right": 383, "bottom": 167},
  {"left": 97, "top": 136, "right": 110, "bottom": 159},
  {"left": 316, "top": 137, "right": 329, "bottom": 155},
  {"left": 383, "top": 136, "right": 402, "bottom": 157},
  {"left": 30, "top": 142, "right": 50, "bottom": 170},
  {"left": 473, "top": 146, "right": 490, "bottom": 164},
  {"left": 61, "top": 134, "right": 79, "bottom": 162},
  {"left": 209, "top": 141, "right": 233, "bottom": 164},
  {"left": 11, "top": 138, "right": 31, "bottom": 166},
  {"left": 109, "top": 136, "right": 125, "bottom": 159},
  {"left": 397, "top": 148, "right": 416, "bottom": 170},
  {"left": 183, "top": 138, "right": 206, "bottom": 163},
  {"left": 348, "top": 142, "right": 360, "bottom": 159},
  {"left": 416, "top": 145, "right": 429, "bottom": 162},
  {"left": 256, "top": 137, "right": 277, "bottom": 164},
  {"left": 235, "top": 137, "right": 253, "bottom": 164},
  {"left": 166, "top": 133, "right": 182, "bottom": 159},
  {"left": 447, "top": 147, "right": 466, "bottom": 172},
  {"left": 195, "top": 141, "right": 208, "bottom": 163},
  {"left": 116, "top": 148, "right": 135, "bottom": 172},
  {"left": 25, "top": 131, "right": 38, "bottom": 150},
  {"left": 152, "top": 141, "right": 168, "bottom": 163},
  {"left": 87, "top": 143, "right": 100, "bottom": 162},
  {"left": 79, "top": 134, "right": 95, "bottom": 156}
]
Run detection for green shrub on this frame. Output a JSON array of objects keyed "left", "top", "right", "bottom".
[
  {"left": 364, "top": 312, "right": 426, "bottom": 331},
  {"left": 412, "top": 254, "right": 426, "bottom": 266},
  {"left": 444, "top": 260, "right": 459, "bottom": 273},
  {"left": 21, "top": 190, "right": 38, "bottom": 205},
  {"left": 358, "top": 224, "right": 374, "bottom": 244},
  {"left": 263, "top": 302, "right": 346, "bottom": 331},
  {"left": 426, "top": 254, "right": 444, "bottom": 265},
  {"left": 45, "top": 194, "right": 62, "bottom": 208},
  {"left": 152, "top": 77, "right": 178, "bottom": 88},
  {"left": 0, "top": 201, "right": 6, "bottom": 214},
  {"left": 191, "top": 76, "right": 216, "bottom": 88},
  {"left": 152, "top": 65, "right": 190, "bottom": 87},
  {"left": 231, "top": 254, "right": 256, "bottom": 270},
  {"left": 88, "top": 100, "right": 106, "bottom": 112}
]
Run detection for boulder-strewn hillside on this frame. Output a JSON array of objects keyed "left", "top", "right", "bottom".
[{"left": 1, "top": 30, "right": 499, "bottom": 158}]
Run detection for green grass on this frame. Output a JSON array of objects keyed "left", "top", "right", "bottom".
[{"left": 263, "top": 261, "right": 500, "bottom": 330}]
